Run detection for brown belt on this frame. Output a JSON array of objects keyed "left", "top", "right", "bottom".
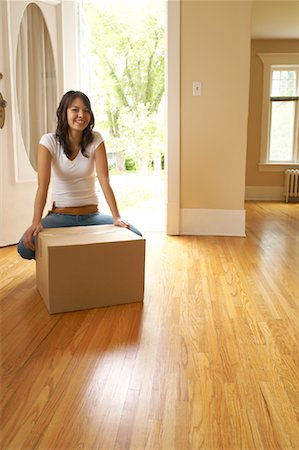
[{"left": 50, "top": 203, "right": 99, "bottom": 215}]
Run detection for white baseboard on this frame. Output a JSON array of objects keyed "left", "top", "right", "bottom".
[
  {"left": 245, "top": 186, "right": 284, "bottom": 201},
  {"left": 180, "top": 208, "right": 246, "bottom": 236}
]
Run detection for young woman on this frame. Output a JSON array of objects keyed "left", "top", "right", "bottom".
[{"left": 18, "top": 90, "right": 141, "bottom": 260}]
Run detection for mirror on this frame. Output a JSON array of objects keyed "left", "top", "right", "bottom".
[{"left": 16, "top": 3, "right": 57, "bottom": 171}]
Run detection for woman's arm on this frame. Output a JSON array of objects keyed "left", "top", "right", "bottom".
[
  {"left": 95, "top": 142, "right": 129, "bottom": 228},
  {"left": 23, "top": 144, "right": 52, "bottom": 249}
]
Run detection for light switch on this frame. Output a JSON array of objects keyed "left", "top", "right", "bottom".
[{"left": 193, "top": 81, "right": 202, "bottom": 96}]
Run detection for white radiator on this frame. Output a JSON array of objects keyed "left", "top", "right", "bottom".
[{"left": 285, "top": 169, "right": 299, "bottom": 202}]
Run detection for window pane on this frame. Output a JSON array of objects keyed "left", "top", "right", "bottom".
[
  {"left": 269, "top": 101, "right": 295, "bottom": 161},
  {"left": 271, "top": 70, "right": 297, "bottom": 97}
]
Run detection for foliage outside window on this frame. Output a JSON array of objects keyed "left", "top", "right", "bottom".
[{"left": 258, "top": 54, "right": 299, "bottom": 171}]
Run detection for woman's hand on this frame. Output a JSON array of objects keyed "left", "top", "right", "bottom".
[
  {"left": 113, "top": 217, "right": 130, "bottom": 229},
  {"left": 23, "top": 223, "right": 43, "bottom": 250}
]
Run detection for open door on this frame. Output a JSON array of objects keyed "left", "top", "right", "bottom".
[{"left": 0, "top": 0, "right": 79, "bottom": 247}]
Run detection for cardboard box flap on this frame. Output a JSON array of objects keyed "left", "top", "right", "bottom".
[{"left": 39, "top": 225, "right": 144, "bottom": 247}]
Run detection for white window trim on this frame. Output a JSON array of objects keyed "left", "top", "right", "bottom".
[{"left": 258, "top": 53, "right": 299, "bottom": 172}]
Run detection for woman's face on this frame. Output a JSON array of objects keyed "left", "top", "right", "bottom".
[{"left": 66, "top": 97, "right": 91, "bottom": 133}]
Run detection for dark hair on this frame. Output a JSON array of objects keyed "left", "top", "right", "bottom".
[{"left": 55, "top": 90, "right": 95, "bottom": 159}]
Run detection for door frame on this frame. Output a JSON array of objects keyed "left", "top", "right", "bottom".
[
  {"left": 166, "top": 0, "right": 180, "bottom": 235},
  {"left": 78, "top": 0, "right": 181, "bottom": 235}
]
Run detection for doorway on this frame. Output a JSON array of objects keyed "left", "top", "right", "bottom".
[{"left": 79, "top": 0, "right": 166, "bottom": 233}]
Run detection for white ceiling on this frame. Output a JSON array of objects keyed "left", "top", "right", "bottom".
[{"left": 251, "top": 1, "right": 299, "bottom": 39}]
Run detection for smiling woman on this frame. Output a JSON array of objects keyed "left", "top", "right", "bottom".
[
  {"left": 67, "top": 103, "right": 91, "bottom": 135},
  {"left": 55, "top": 91, "right": 94, "bottom": 160},
  {"left": 17, "top": 90, "right": 142, "bottom": 260}
]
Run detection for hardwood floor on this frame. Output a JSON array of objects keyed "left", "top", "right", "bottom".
[{"left": 1, "top": 202, "right": 298, "bottom": 449}]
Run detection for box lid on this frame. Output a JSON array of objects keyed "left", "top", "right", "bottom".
[{"left": 38, "top": 225, "right": 144, "bottom": 247}]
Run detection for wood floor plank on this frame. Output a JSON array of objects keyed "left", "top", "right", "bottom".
[{"left": 0, "top": 202, "right": 298, "bottom": 449}]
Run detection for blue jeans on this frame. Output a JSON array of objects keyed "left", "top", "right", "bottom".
[{"left": 17, "top": 212, "right": 142, "bottom": 260}]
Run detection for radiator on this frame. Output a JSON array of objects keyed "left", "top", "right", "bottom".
[{"left": 285, "top": 169, "right": 299, "bottom": 202}]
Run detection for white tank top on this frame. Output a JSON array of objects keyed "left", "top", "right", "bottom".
[{"left": 39, "top": 131, "right": 104, "bottom": 207}]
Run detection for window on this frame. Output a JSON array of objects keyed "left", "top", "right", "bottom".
[
  {"left": 258, "top": 54, "right": 299, "bottom": 171},
  {"left": 269, "top": 68, "right": 298, "bottom": 162}
]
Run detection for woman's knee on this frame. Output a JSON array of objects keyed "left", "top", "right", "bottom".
[
  {"left": 17, "top": 238, "right": 35, "bottom": 260},
  {"left": 94, "top": 213, "right": 142, "bottom": 236},
  {"left": 86, "top": 214, "right": 142, "bottom": 236},
  {"left": 127, "top": 224, "right": 142, "bottom": 237}
]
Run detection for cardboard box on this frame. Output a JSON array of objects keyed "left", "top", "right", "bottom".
[{"left": 36, "top": 225, "right": 145, "bottom": 314}]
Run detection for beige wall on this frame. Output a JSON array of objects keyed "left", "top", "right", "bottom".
[
  {"left": 246, "top": 39, "right": 299, "bottom": 188},
  {"left": 181, "top": 1, "right": 251, "bottom": 210}
]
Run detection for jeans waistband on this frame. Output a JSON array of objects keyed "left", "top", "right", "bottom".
[{"left": 50, "top": 203, "right": 99, "bottom": 215}]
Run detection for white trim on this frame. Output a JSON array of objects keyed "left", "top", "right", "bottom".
[
  {"left": 258, "top": 163, "right": 299, "bottom": 172},
  {"left": 245, "top": 186, "right": 284, "bottom": 201},
  {"left": 60, "top": 0, "right": 79, "bottom": 91},
  {"left": 180, "top": 209, "right": 246, "bottom": 237},
  {"left": 166, "top": 0, "right": 180, "bottom": 235},
  {"left": 258, "top": 53, "right": 299, "bottom": 63}
]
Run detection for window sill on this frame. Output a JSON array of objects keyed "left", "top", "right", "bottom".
[{"left": 258, "top": 163, "right": 299, "bottom": 172}]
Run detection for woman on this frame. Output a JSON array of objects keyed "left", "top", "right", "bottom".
[{"left": 18, "top": 90, "right": 141, "bottom": 260}]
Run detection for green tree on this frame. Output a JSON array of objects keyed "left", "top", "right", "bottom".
[
  {"left": 110, "top": 103, "right": 164, "bottom": 172},
  {"left": 83, "top": 0, "right": 165, "bottom": 170}
]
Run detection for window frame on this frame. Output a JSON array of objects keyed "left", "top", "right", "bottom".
[{"left": 258, "top": 53, "right": 299, "bottom": 172}]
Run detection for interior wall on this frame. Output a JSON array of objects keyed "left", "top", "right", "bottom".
[
  {"left": 246, "top": 39, "right": 299, "bottom": 195},
  {"left": 180, "top": 1, "right": 251, "bottom": 214}
]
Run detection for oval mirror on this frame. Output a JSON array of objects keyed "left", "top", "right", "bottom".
[{"left": 16, "top": 3, "right": 57, "bottom": 171}]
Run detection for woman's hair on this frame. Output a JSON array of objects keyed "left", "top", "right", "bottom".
[{"left": 55, "top": 90, "right": 95, "bottom": 159}]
